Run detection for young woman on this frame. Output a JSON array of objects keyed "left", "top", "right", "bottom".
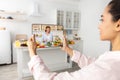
[
  {"left": 27, "top": 0, "right": 120, "bottom": 80},
  {"left": 41, "top": 26, "right": 53, "bottom": 42}
]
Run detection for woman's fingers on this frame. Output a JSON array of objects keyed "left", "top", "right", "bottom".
[
  {"left": 32, "top": 34, "right": 36, "bottom": 42},
  {"left": 63, "top": 36, "right": 66, "bottom": 46},
  {"left": 27, "top": 35, "right": 36, "bottom": 47},
  {"left": 63, "top": 35, "right": 67, "bottom": 46},
  {"left": 30, "top": 37, "right": 32, "bottom": 41},
  {"left": 61, "top": 35, "right": 68, "bottom": 51}
]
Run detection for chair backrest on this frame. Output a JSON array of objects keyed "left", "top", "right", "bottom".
[{"left": 15, "top": 34, "right": 27, "bottom": 40}]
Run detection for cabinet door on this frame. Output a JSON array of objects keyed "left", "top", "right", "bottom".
[
  {"left": 73, "top": 12, "right": 80, "bottom": 28},
  {"left": 57, "top": 10, "right": 64, "bottom": 26},
  {"left": 66, "top": 11, "right": 72, "bottom": 29}
]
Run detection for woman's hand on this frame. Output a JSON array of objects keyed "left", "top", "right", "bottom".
[
  {"left": 61, "top": 35, "right": 73, "bottom": 57},
  {"left": 61, "top": 35, "right": 68, "bottom": 51},
  {"left": 27, "top": 34, "right": 37, "bottom": 58}
]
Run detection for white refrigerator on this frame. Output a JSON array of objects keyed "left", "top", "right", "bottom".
[{"left": 0, "top": 30, "right": 11, "bottom": 64}]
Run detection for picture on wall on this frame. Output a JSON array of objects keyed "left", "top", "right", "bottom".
[
  {"left": 32, "top": 24, "right": 42, "bottom": 32},
  {"left": 41, "top": 24, "right": 57, "bottom": 31},
  {"left": 32, "top": 24, "right": 63, "bottom": 32},
  {"left": 57, "top": 25, "right": 63, "bottom": 30}
]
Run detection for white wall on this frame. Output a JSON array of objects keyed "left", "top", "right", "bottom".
[
  {"left": 79, "top": 0, "right": 111, "bottom": 57},
  {"left": 0, "top": 0, "right": 113, "bottom": 58},
  {"left": 0, "top": 0, "right": 79, "bottom": 61},
  {"left": 0, "top": 0, "right": 79, "bottom": 62},
  {"left": 0, "top": 0, "right": 79, "bottom": 41}
]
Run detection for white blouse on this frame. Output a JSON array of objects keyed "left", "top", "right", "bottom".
[
  {"left": 28, "top": 50, "right": 120, "bottom": 80},
  {"left": 41, "top": 32, "right": 53, "bottom": 42}
]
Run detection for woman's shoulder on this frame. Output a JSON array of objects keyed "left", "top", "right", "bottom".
[
  {"left": 42, "top": 32, "right": 46, "bottom": 35},
  {"left": 51, "top": 32, "right": 53, "bottom": 34},
  {"left": 49, "top": 32, "right": 53, "bottom": 35}
]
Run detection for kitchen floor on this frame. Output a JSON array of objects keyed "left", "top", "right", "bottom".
[{"left": 0, "top": 63, "right": 79, "bottom": 80}]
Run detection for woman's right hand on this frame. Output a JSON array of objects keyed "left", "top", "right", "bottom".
[
  {"left": 61, "top": 35, "right": 68, "bottom": 51},
  {"left": 27, "top": 34, "right": 37, "bottom": 58},
  {"left": 61, "top": 35, "right": 73, "bottom": 57}
]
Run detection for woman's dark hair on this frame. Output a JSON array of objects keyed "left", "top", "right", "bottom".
[
  {"left": 108, "top": 0, "right": 120, "bottom": 22},
  {"left": 45, "top": 26, "right": 51, "bottom": 32}
]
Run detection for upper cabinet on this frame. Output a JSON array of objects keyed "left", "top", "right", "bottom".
[
  {"left": 0, "top": 10, "right": 26, "bottom": 21},
  {"left": 57, "top": 10, "right": 80, "bottom": 38},
  {"left": 57, "top": 10, "right": 80, "bottom": 30}
]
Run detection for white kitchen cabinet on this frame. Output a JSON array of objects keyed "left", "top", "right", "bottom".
[
  {"left": 57, "top": 10, "right": 80, "bottom": 39},
  {"left": 15, "top": 41, "right": 83, "bottom": 80},
  {"left": 57, "top": 10, "right": 80, "bottom": 30},
  {"left": 16, "top": 47, "right": 73, "bottom": 80}
]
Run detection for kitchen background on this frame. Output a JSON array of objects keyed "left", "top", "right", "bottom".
[{"left": 0, "top": 0, "right": 111, "bottom": 64}]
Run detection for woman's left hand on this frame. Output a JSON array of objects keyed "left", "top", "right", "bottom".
[{"left": 27, "top": 34, "right": 37, "bottom": 58}]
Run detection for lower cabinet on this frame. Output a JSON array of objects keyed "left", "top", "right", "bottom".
[
  {"left": 15, "top": 40, "right": 83, "bottom": 80},
  {"left": 16, "top": 47, "right": 72, "bottom": 80}
]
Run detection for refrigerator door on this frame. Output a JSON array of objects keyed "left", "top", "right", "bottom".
[{"left": 0, "top": 30, "right": 11, "bottom": 64}]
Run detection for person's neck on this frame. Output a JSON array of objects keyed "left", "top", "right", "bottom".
[
  {"left": 46, "top": 32, "right": 50, "bottom": 35},
  {"left": 111, "top": 36, "right": 120, "bottom": 51}
]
